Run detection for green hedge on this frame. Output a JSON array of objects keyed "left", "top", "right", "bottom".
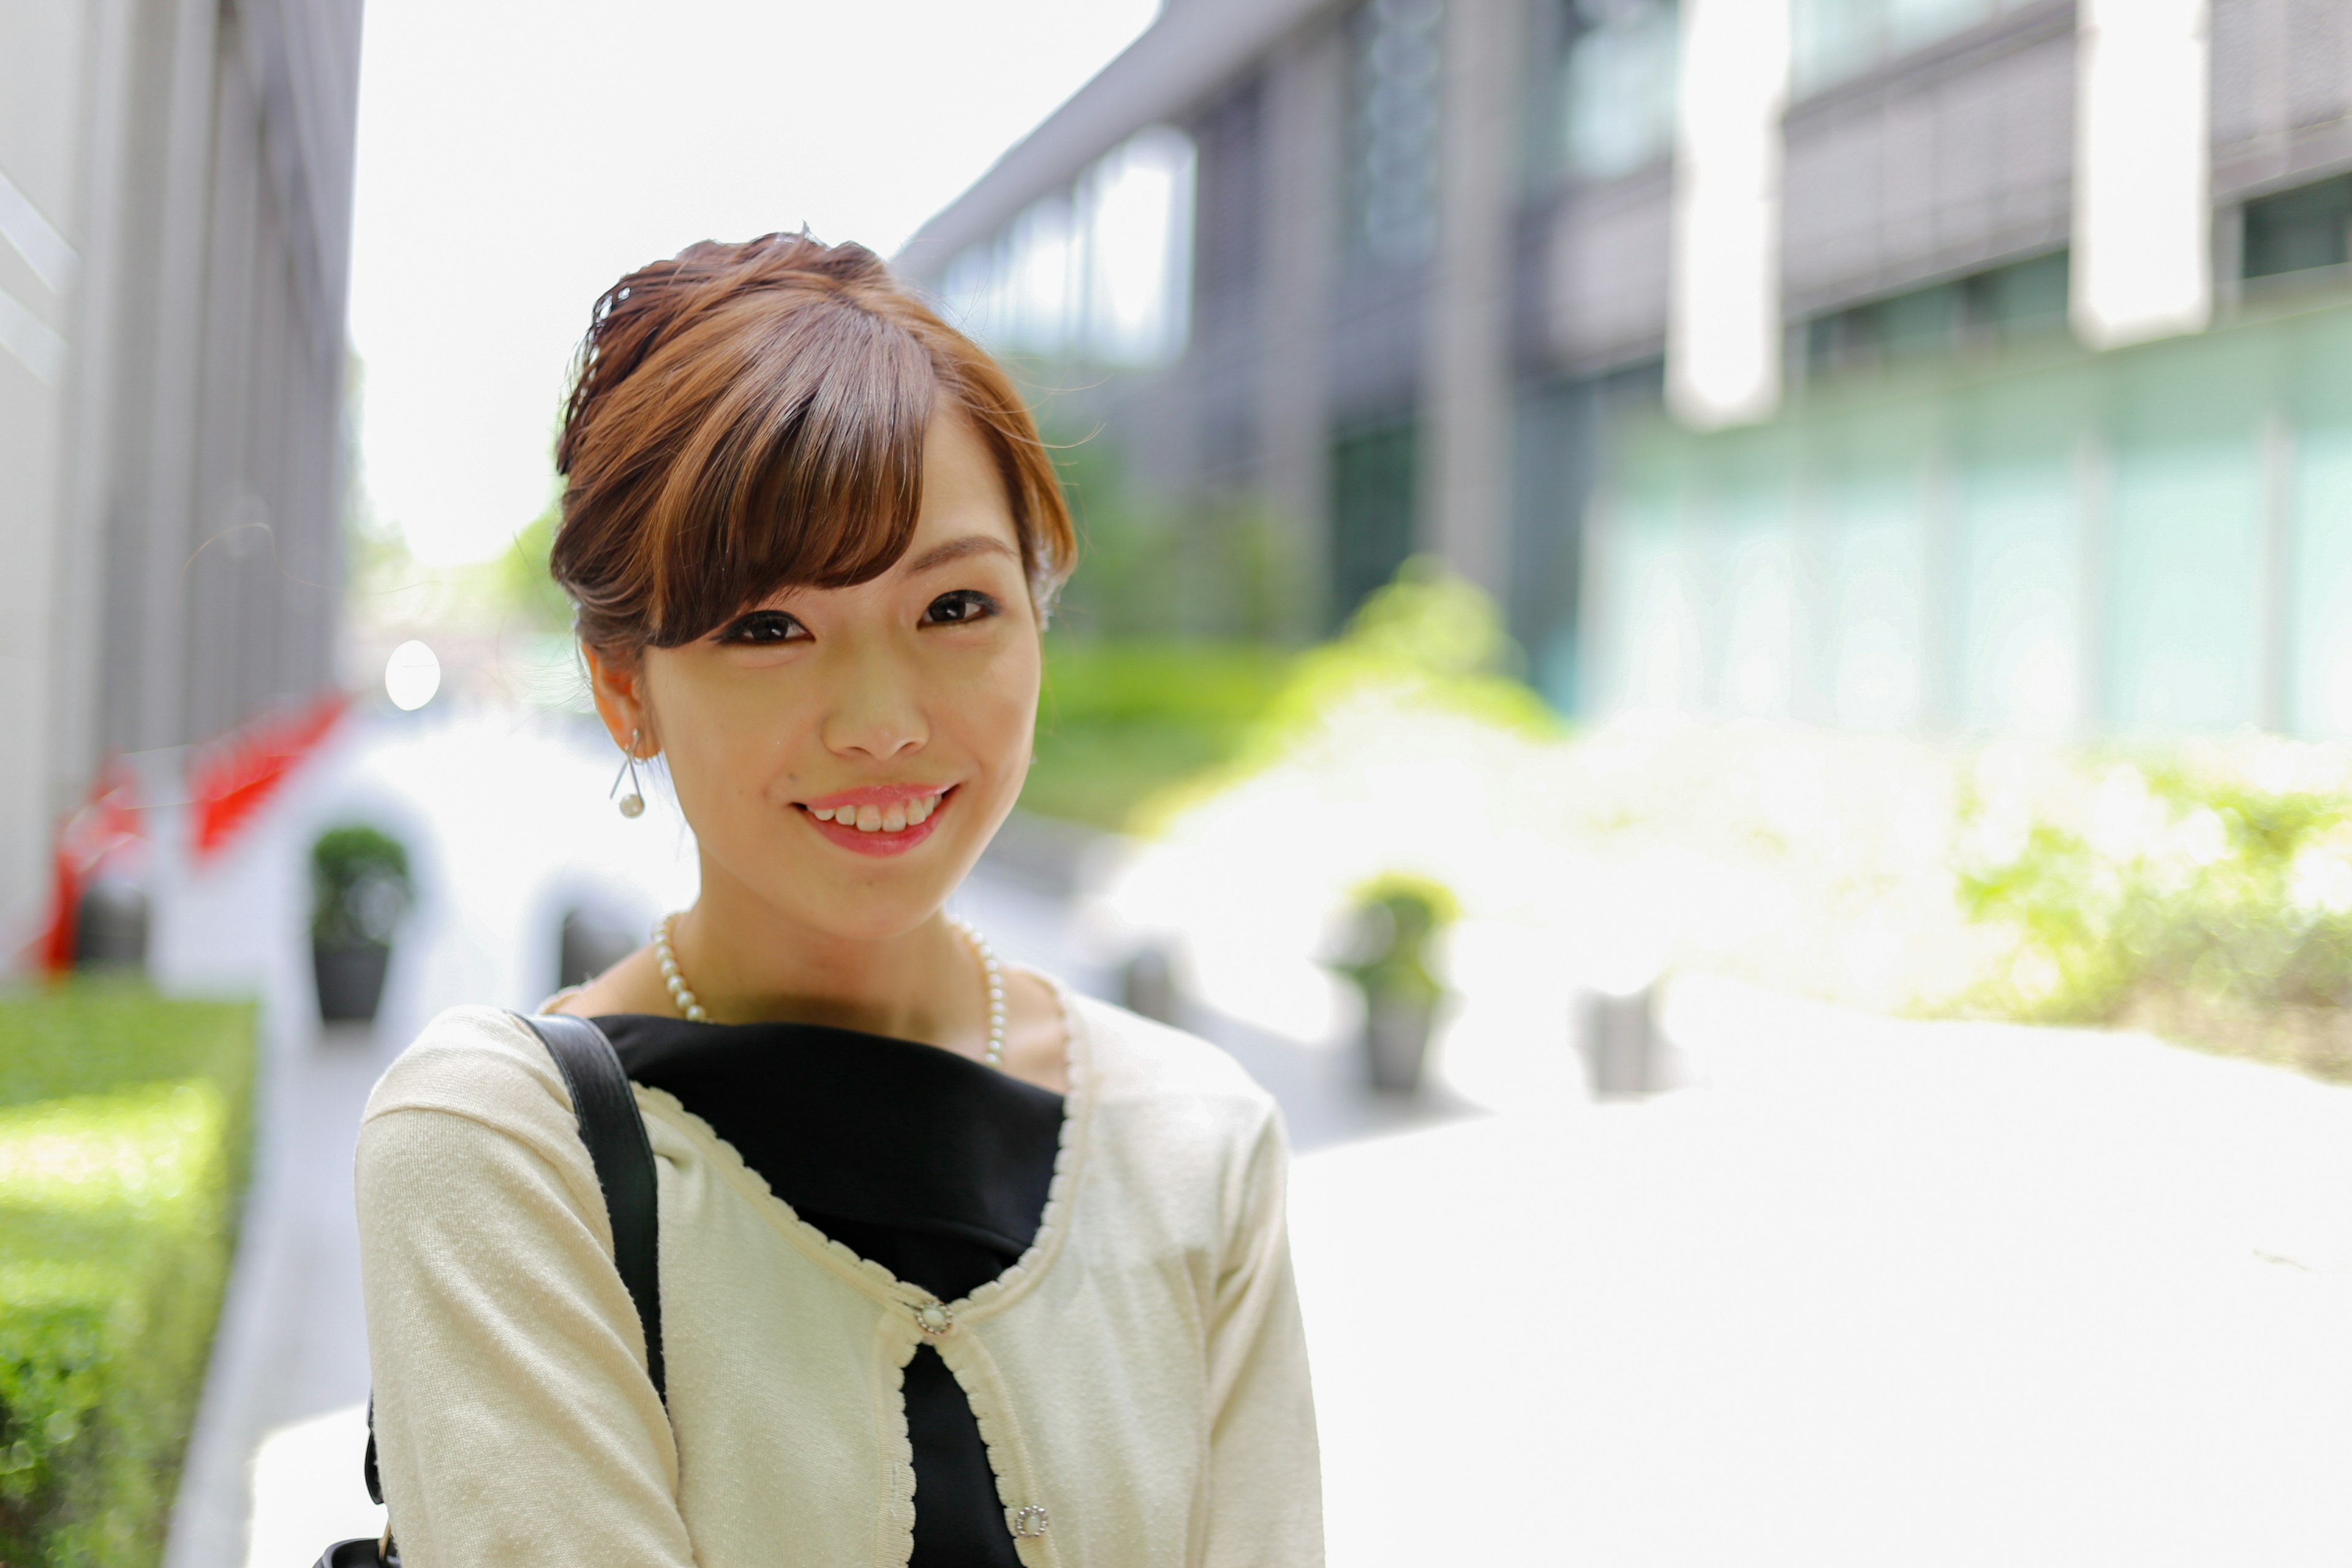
[
  {"left": 1023, "top": 639, "right": 1299, "bottom": 832},
  {"left": 0, "top": 983, "right": 257, "bottom": 1568}
]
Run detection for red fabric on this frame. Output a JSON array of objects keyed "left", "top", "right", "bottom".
[
  {"left": 33, "top": 692, "right": 348, "bottom": 973},
  {"left": 189, "top": 692, "right": 349, "bottom": 859}
]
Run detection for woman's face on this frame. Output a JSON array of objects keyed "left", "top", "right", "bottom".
[{"left": 627, "top": 410, "right": 1042, "bottom": 940}]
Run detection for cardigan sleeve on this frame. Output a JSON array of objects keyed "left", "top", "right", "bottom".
[
  {"left": 353, "top": 1012, "right": 695, "bottom": 1568},
  {"left": 1200, "top": 1105, "right": 1325, "bottom": 1567}
]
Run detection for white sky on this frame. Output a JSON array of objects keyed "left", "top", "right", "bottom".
[{"left": 347, "top": 1, "right": 1160, "bottom": 565}]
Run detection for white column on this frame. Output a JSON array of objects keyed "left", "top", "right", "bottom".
[
  {"left": 139, "top": 0, "right": 221, "bottom": 749},
  {"left": 2072, "top": 0, "right": 2212, "bottom": 350},
  {"left": 2258, "top": 407, "right": 2295, "bottom": 733},
  {"left": 51, "top": 0, "right": 138, "bottom": 903},
  {"left": 1667, "top": 0, "right": 1790, "bottom": 431},
  {"left": 0, "top": 1, "right": 98, "bottom": 939},
  {"left": 1260, "top": 28, "right": 1344, "bottom": 635},
  {"left": 1423, "top": 0, "right": 1522, "bottom": 597}
]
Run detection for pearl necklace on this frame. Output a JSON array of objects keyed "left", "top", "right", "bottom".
[{"left": 653, "top": 911, "right": 1008, "bottom": 1069}]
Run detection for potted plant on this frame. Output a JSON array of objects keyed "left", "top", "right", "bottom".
[
  {"left": 1329, "top": 873, "right": 1457, "bottom": 1093},
  {"left": 311, "top": 824, "right": 411, "bottom": 1022}
]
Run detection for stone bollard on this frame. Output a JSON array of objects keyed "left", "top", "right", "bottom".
[
  {"left": 560, "top": 905, "right": 643, "bottom": 991},
  {"left": 1580, "top": 984, "right": 1661, "bottom": 1099},
  {"left": 1118, "top": 943, "right": 1180, "bottom": 1024}
]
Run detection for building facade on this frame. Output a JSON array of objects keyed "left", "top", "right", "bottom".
[
  {"left": 0, "top": 0, "right": 362, "bottom": 939},
  {"left": 900, "top": 0, "right": 2352, "bottom": 742}
]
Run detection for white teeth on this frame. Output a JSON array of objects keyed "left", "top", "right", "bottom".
[{"left": 813, "top": 793, "right": 945, "bottom": 831}]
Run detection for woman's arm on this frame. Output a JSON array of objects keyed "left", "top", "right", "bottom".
[
  {"left": 1201, "top": 1107, "right": 1325, "bottom": 1567},
  {"left": 355, "top": 1017, "right": 695, "bottom": 1568}
]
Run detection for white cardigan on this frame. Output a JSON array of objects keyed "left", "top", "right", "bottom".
[{"left": 353, "top": 982, "right": 1324, "bottom": 1567}]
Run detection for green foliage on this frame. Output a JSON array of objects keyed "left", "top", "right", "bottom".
[
  {"left": 1954, "top": 744, "right": 2352, "bottom": 1076},
  {"left": 1020, "top": 559, "right": 1561, "bottom": 836},
  {"left": 311, "top": 824, "right": 412, "bottom": 948},
  {"left": 1023, "top": 639, "right": 1299, "bottom": 832},
  {"left": 1046, "top": 435, "right": 1310, "bottom": 644},
  {"left": 1246, "top": 557, "right": 1562, "bottom": 754},
  {"left": 1329, "top": 873, "right": 1460, "bottom": 1006},
  {"left": 496, "top": 506, "right": 575, "bottom": 636},
  {"left": 0, "top": 984, "right": 256, "bottom": 1568}
]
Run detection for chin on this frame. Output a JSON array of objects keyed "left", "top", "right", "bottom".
[{"left": 785, "top": 839, "right": 989, "bottom": 940}]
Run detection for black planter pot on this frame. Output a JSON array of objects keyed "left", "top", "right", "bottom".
[
  {"left": 1362, "top": 990, "right": 1436, "bottom": 1094},
  {"left": 75, "top": 879, "right": 150, "bottom": 970},
  {"left": 315, "top": 941, "right": 391, "bottom": 1023}
]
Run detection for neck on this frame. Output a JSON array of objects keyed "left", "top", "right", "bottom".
[{"left": 670, "top": 861, "right": 977, "bottom": 1046}]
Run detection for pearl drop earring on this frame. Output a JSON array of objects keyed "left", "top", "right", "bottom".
[{"left": 610, "top": 730, "right": 646, "bottom": 818}]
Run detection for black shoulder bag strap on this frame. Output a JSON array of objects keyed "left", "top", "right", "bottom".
[
  {"left": 519, "top": 1011, "right": 667, "bottom": 1399},
  {"left": 330, "top": 1014, "right": 664, "bottom": 1568}
]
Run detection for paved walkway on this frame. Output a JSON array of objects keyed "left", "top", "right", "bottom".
[
  {"left": 156, "top": 710, "right": 2352, "bottom": 1566},
  {"left": 1300, "top": 977, "right": 2352, "bottom": 1566}
]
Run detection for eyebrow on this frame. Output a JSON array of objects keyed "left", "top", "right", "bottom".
[{"left": 898, "top": 535, "right": 1020, "bottom": 576}]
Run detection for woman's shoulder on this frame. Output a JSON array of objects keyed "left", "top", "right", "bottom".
[
  {"left": 363, "top": 1003, "right": 571, "bottom": 1131},
  {"left": 1061, "top": 987, "right": 1278, "bottom": 1128}
]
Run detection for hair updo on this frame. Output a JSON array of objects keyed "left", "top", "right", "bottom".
[{"left": 549, "top": 232, "right": 1075, "bottom": 659}]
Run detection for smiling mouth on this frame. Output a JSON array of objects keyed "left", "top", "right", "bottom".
[{"left": 802, "top": 786, "right": 952, "bottom": 837}]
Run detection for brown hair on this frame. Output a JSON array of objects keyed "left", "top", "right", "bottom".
[{"left": 549, "top": 232, "right": 1074, "bottom": 657}]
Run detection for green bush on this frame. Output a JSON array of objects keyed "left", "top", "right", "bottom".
[
  {"left": 1955, "top": 742, "right": 2352, "bottom": 1077},
  {"left": 1023, "top": 639, "right": 1299, "bottom": 832},
  {"left": 1022, "top": 561, "right": 1562, "bottom": 836},
  {"left": 311, "top": 825, "right": 412, "bottom": 948},
  {"left": 0, "top": 982, "right": 257, "bottom": 1568},
  {"left": 1329, "top": 873, "right": 1460, "bottom": 1008},
  {"left": 1044, "top": 434, "right": 1311, "bottom": 644}
]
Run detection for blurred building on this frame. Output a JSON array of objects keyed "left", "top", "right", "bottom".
[
  {"left": 902, "top": 0, "right": 2352, "bottom": 741},
  {"left": 1, "top": 0, "right": 362, "bottom": 936}
]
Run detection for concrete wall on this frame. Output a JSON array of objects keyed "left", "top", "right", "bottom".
[
  {"left": 1781, "top": 2, "right": 2076, "bottom": 320},
  {"left": 0, "top": 0, "right": 361, "bottom": 945},
  {"left": 2212, "top": 0, "right": 2352, "bottom": 200}
]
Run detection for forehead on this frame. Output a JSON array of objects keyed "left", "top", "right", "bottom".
[{"left": 908, "top": 410, "right": 1019, "bottom": 554}]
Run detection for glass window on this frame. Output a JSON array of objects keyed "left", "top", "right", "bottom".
[
  {"left": 1557, "top": 0, "right": 1681, "bottom": 183},
  {"left": 1968, "top": 250, "right": 2068, "bottom": 332},
  {"left": 1804, "top": 252, "right": 2069, "bottom": 377},
  {"left": 1792, "top": 0, "right": 2021, "bottom": 96},
  {"left": 1330, "top": 419, "right": 1420, "bottom": 624},
  {"left": 1346, "top": 0, "right": 1444, "bottom": 265},
  {"left": 940, "top": 127, "right": 1197, "bottom": 366},
  {"left": 2243, "top": 178, "right": 2352, "bottom": 282}
]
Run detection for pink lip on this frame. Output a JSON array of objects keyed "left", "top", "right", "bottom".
[
  {"left": 799, "top": 785, "right": 955, "bottom": 858},
  {"left": 801, "top": 782, "right": 955, "bottom": 812}
]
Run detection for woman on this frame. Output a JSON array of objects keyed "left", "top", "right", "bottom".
[{"left": 353, "top": 234, "right": 1322, "bottom": 1568}]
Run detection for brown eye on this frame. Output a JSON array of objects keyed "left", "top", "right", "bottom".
[
  {"left": 922, "top": 590, "right": 999, "bottom": 627},
  {"left": 720, "top": 610, "right": 809, "bottom": 645}
]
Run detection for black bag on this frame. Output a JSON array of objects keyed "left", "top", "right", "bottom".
[{"left": 314, "top": 1013, "right": 665, "bottom": 1568}]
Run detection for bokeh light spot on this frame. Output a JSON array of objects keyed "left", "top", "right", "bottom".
[{"left": 384, "top": 641, "right": 441, "bottom": 711}]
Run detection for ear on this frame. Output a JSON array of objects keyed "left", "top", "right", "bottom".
[{"left": 582, "top": 644, "right": 654, "bottom": 756}]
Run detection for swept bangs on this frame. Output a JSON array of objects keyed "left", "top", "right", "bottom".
[{"left": 550, "top": 234, "right": 1072, "bottom": 657}]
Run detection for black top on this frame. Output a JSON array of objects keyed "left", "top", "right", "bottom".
[{"left": 597, "top": 1015, "right": 1065, "bottom": 1568}]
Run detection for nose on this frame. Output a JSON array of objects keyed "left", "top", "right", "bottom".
[{"left": 819, "top": 643, "right": 927, "bottom": 762}]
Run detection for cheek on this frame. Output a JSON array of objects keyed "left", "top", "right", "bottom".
[
  {"left": 660, "top": 674, "right": 812, "bottom": 803},
  {"left": 960, "top": 644, "right": 1041, "bottom": 769}
]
